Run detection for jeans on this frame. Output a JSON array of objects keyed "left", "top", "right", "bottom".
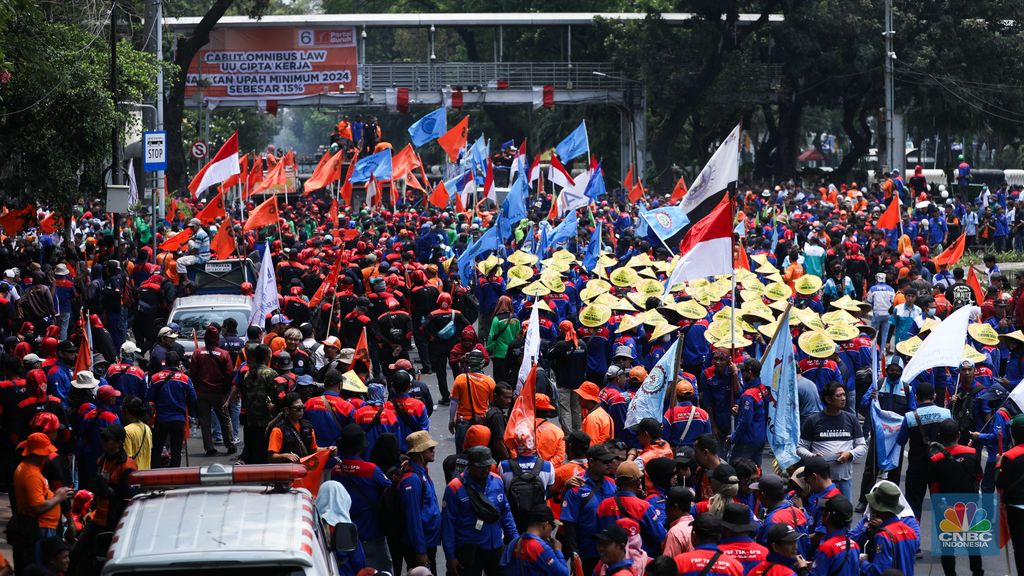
[
  {"left": 152, "top": 420, "right": 185, "bottom": 468},
  {"left": 34, "top": 527, "right": 58, "bottom": 566},
  {"left": 197, "top": 391, "right": 234, "bottom": 451},
  {"left": 58, "top": 311, "right": 71, "bottom": 341},
  {"left": 834, "top": 478, "right": 853, "bottom": 502},
  {"left": 213, "top": 397, "right": 241, "bottom": 443},
  {"left": 871, "top": 314, "right": 890, "bottom": 350}
]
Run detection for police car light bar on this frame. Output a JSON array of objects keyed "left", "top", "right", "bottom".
[{"left": 131, "top": 463, "right": 307, "bottom": 487}]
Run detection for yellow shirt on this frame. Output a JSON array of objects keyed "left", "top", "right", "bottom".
[{"left": 124, "top": 422, "right": 152, "bottom": 470}]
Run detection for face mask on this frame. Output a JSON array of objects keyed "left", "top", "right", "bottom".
[{"left": 928, "top": 308, "right": 936, "bottom": 316}]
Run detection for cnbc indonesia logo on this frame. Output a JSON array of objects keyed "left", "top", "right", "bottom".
[{"left": 938, "top": 502, "right": 993, "bottom": 548}]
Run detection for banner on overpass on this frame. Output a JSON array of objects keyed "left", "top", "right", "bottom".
[{"left": 185, "top": 27, "right": 358, "bottom": 100}]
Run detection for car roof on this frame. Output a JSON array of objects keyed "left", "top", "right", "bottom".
[
  {"left": 105, "top": 485, "right": 318, "bottom": 570},
  {"left": 171, "top": 294, "right": 253, "bottom": 310}
]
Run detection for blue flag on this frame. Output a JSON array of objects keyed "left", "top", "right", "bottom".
[
  {"left": 548, "top": 210, "right": 578, "bottom": 246},
  {"left": 762, "top": 311, "right": 801, "bottom": 469},
  {"left": 349, "top": 149, "right": 393, "bottom": 183},
  {"left": 872, "top": 400, "right": 904, "bottom": 472},
  {"left": 625, "top": 338, "right": 679, "bottom": 428},
  {"left": 468, "top": 136, "right": 489, "bottom": 180},
  {"left": 555, "top": 121, "right": 589, "bottom": 163},
  {"left": 536, "top": 222, "right": 550, "bottom": 258},
  {"left": 457, "top": 224, "right": 501, "bottom": 285},
  {"left": 640, "top": 206, "right": 691, "bottom": 247},
  {"left": 407, "top": 107, "right": 447, "bottom": 147},
  {"left": 583, "top": 221, "right": 602, "bottom": 272},
  {"left": 770, "top": 213, "right": 779, "bottom": 253},
  {"left": 500, "top": 171, "right": 529, "bottom": 241},
  {"left": 584, "top": 162, "right": 606, "bottom": 200},
  {"left": 636, "top": 202, "right": 649, "bottom": 238}
]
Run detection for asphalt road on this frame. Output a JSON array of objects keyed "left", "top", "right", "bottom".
[{"left": 146, "top": 354, "right": 1024, "bottom": 569}]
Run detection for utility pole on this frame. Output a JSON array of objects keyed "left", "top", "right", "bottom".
[
  {"left": 110, "top": 2, "right": 121, "bottom": 246},
  {"left": 156, "top": 0, "right": 165, "bottom": 226},
  {"left": 883, "top": 0, "right": 896, "bottom": 175}
]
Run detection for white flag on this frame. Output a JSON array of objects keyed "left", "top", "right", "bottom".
[
  {"left": 900, "top": 305, "right": 974, "bottom": 384},
  {"left": 248, "top": 244, "right": 279, "bottom": 327},
  {"left": 679, "top": 123, "right": 740, "bottom": 214},
  {"left": 516, "top": 304, "right": 540, "bottom": 393},
  {"left": 558, "top": 168, "right": 591, "bottom": 217},
  {"left": 127, "top": 158, "right": 138, "bottom": 206}
]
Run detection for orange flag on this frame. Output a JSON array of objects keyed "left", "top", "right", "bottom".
[
  {"left": 628, "top": 180, "right": 646, "bottom": 204},
  {"left": 244, "top": 196, "right": 280, "bottom": 231},
  {"left": 194, "top": 190, "right": 227, "bottom": 224},
  {"left": 429, "top": 181, "right": 450, "bottom": 209},
  {"left": 503, "top": 362, "right": 537, "bottom": 454},
  {"left": 309, "top": 252, "right": 343, "bottom": 309},
  {"left": 967, "top": 266, "right": 985, "bottom": 306},
  {"left": 252, "top": 159, "right": 287, "bottom": 195},
  {"left": 437, "top": 115, "right": 469, "bottom": 161},
  {"left": 933, "top": 233, "right": 966, "bottom": 267},
  {"left": 876, "top": 195, "right": 901, "bottom": 230},
  {"left": 734, "top": 239, "right": 750, "bottom": 271},
  {"left": 303, "top": 151, "right": 345, "bottom": 194},
  {"left": 547, "top": 192, "right": 559, "bottom": 222},
  {"left": 294, "top": 448, "right": 332, "bottom": 498},
  {"left": 211, "top": 217, "right": 236, "bottom": 259},
  {"left": 354, "top": 327, "right": 372, "bottom": 375},
  {"left": 39, "top": 212, "right": 62, "bottom": 235},
  {"left": 670, "top": 175, "right": 688, "bottom": 204},
  {"left": 392, "top": 143, "right": 422, "bottom": 182},
  {"left": 283, "top": 150, "right": 297, "bottom": 168},
  {"left": 159, "top": 228, "right": 193, "bottom": 251},
  {"left": 623, "top": 165, "right": 634, "bottom": 191},
  {"left": 303, "top": 151, "right": 332, "bottom": 193},
  {"left": 245, "top": 155, "right": 264, "bottom": 198},
  {"left": 340, "top": 150, "right": 360, "bottom": 206},
  {"left": 328, "top": 199, "right": 340, "bottom": 228},
  {"left": 266, "top": 152, "right": 278, "bottom": 168},
  {"left": 0, "top": 204, "right": 36, "bottom": 236},
  {"left": 74, "top": 314, "right": 92, "bottom": 375},
  {"left": 454, "top": 189, "right": 466, "bottom": 214}
]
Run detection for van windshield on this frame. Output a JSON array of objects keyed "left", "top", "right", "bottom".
[
  {"left": 110, "top": 569, "right": 305, "bottom": 576},
  {"left": 172, "top": 308, "right": 249, "bottom": 338}
]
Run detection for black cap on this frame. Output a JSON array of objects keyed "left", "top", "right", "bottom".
[
  {"left": 938, "top": 418, "right": 960, "bottom": 442},
  {"left": 525, "top": 505, "right": 555, "bottom": 524},
  {"left": 637, "top": 417, "right": 662, "bottom": 437},
  {"left": 467, "top": 446, "right": 496, "bottom": 467},
  {"left": 720, "top": 502, "right": 757, "bottom": 533},
  {"left": 690, "top": 513, "right": 723, "bottom": 539},
  {"left": 674, "top": 446, "right": 695, "bottom": 466},
  {"left": 711, "top": 463, "right": 739, "bottom": 484},
  {"left": 592, "top": 524, "right": 629, "bottom": 546},
  {"left": 823, "top": 495, "right": 854, "bottom": 526},
  {"left": 586, "top": 444, "right": 617, "bottom": 462},
  {"left": 100, "top": 424, "right": 126, "bottom": 443},
  {"left": 799, "top": 456, "right": 830, "bottom": 479},
  {"left": 57, "top": 339, "right": 78, "bottom": 354},
  {"left": 646, "top": 457, "right": 677, "bottom": 489},
  {"left": 766, "top": 523, "right": 804, "bottom": 543},
  {"left": 749, "top": 473, "right": 786, "bottom": 499},
  {"left": 356, "top": 296, "right": 371, "bottom": 308}
]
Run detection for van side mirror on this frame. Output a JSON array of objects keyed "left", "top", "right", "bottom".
[{"left": 330, "top": 522, "right": 359, "bottom": 552}]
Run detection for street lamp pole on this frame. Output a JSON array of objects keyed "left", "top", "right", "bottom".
[{"left": 593, "top": 71, "right": 644, "bottom": 182}]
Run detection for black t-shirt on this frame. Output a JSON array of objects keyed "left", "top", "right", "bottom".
[
  {"left": 945, "top": 282, "right": 976, "bottom": 309},
  {"left": 800, "top": 410, "right": 863, "bottom": 445}
]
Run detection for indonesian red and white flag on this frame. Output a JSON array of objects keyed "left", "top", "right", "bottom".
[
  {"left": 528, "top": 154, "right": 542, "bottom": 185},
  {"left": 188, "top": 132, "right": 240, "bottom": 197},
  {"left": 665, "top": 195, "right": 733, "bottom": 288},
  {"left": 548, "top": 154, "right": 575, "bottom": 190},
  {"left": 483, "top": 159, "right": 496, "bottom": 203}
]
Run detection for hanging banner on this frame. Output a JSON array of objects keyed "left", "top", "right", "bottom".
[{"left": 185, "top": 27, "right": 358, "bottom": 100}]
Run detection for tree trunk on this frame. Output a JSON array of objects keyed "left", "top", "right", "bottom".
[
  {"left": 832, "top": 87, "right": 872, "bottom": 183},
  {"left": 164, "top": 0, "right": 235, "bottom": 194},
  {"left": 754, "top": 104, "right": 779, "bottom": 180}
]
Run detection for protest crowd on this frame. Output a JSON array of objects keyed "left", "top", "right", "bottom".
[{"left": 2, "top": 111, "right": 1024, "bottom": 576}]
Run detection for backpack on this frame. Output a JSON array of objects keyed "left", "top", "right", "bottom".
[
  {"left": 379, "top": 464, "right": 410, "bottom": 540},
  {"left": 507, "top": 459, "right": 546, "bottom": 529}
]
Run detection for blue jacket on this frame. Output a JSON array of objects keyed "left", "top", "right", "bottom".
[
  {"left": 757, "top": 501, "right": 809, "bottom": 557},
  {"left": 46, "top": 360, "right": 73, "bottom": 406},
  {"left": 663, "top": 402, "right": 711, "bottom": 447},
  {"left": 860, "top": 377, "right": 916, "bottom": 416},
  {"left": 398, "top": 461, "right": 441, "bottom": 553},
  {"left": 599, "top": 384, "right": 632, "bottom": 445},
  {"left": 810, "top": 530, "right": 859, "bottom": 576},
  {"left": 595, "top": 490, "right": 668, "bottom": 557},
  {"left": 52, "top": 275, "right": 75, "bottom": 314},
  {"left": 442, "top": 472, "right": 518, "bottom": 559},
  {"left": 701, "top": 366, "right": 735, "bottom": 427},
  {"left": 499, "top": 533, "right": 570, "bottom": 576},
  {"left": 476, "top": 276, "right": 506, "bottom": 316},
  {"left": 859, "top": 516, "right": 919, "bottom": 576},
  {"left": 330, "top": 456, "right": 391, "bottom": 541},
  {"left": 580, "top": 327, "right": 612, "bottom": 377},
  {"left": 682, "top": 321, "right": 711, "bottom": 368},
  {"left": 559, "top": 473, "right": 617, "bottom": 559},
  {"left": 731, "top": 382, "right": 768, "bottom": 446},
  {"left": 147, "top": 370, "right": 197, "bottom": 423},
  {"left": 391, "top": 393, "right": 430, "bottom": 451}
]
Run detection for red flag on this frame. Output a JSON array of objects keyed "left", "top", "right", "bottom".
[
  {"left": 159, "top": 228, "right": 193, "bottom": 251},
  {"left": 0, "top": 205, "right": 36, "bottom": 236},
  {"left": 340, "top": 150, "right": 360, "bottom": 206},
  {"left": 628, "top": 180, "right": 646, "bottom": 204},
  {"left": 454, "top": 189, "right": 466, "bottom": 214},
  {"left": 252, "top": 159, "right": 287, "bottom": 195},
  {"left": 74, "top": 313, "right": 92, "bottom": 375},
  {"left": 194, "top": 190, "right": 227, "bottom": 224},
  {"left": 309, "top": 252, "right": 343, "bottom": 309},
  {"left": 245, "top": 155, "right": 264, "bottom": 198},
  {"left": 39, "top": 212, "right": 62, "bottom": 235},
  {"left": 354, "top": 327, "right": 372, "bottom": 375},
  {"left": 243, "top": 196, "right": 279, "bottom": 231},
  {"left": 623, "top": 165, "right": 634, "bottom": 191},
  {"left": 933, "top": 233, "right": 966, "bottom": 267},
  {"left": 734, "top": 239, "right": 750, "bottom": 271},
  {"left": 328, "top": 199, "right": 340, "bottom": 228},
  {"left": 967, "top": 266, "right": 985, "bottom": 306},
  {"left": 294, "top": 448, "right": 333, "bottom": 498},
  {"left": 503, "top": 363, "right": 537, "bottom": 454},
  {"left": 547, "top": 192, "right": 559, "bottom": 222},
  {"left": 438, "top": 115, "right": 469, "bottom": 162},
  {"left": 210, "top": 217, "right": 236, "bottom": 259},
  {"left": 876, "top": 195, "right": 901, "bottom": 230},
  {"left": 670, "top": 175, "right": 689, "bottom": 204},
  {"left": 429, "top": 181, "right": 450, "bottom": 209}
]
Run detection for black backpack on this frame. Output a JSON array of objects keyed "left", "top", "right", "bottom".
[
  {"left": 507, "top": 459, "right": 546, "bottom": 529},
  {"left": 379, "top": 464, "right": 410, "bottom": 540}
]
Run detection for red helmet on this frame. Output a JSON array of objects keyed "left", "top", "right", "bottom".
[{"left": 240, "top": 282, "right": 254, "bottom": 296}]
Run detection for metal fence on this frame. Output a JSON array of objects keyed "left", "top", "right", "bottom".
[{"left": 362, "top": 62, "right": 632, "bottom": 91}]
